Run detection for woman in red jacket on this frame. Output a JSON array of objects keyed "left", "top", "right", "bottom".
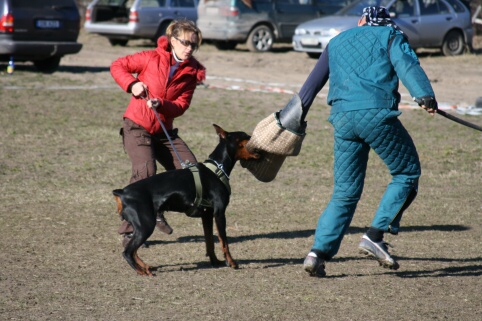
[{"left": 111, "top": 20, "right": 206, "bottom": 245}]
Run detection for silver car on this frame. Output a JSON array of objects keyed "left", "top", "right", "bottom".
[
  {"left": 84, "top": 0, "right": 198, "bottom": 46},
  {"left": 197, "top": 0, "right": 353, "bottom": 52},
  {"left": 292, "top": 0, "right": 473, "bottom": 58}
]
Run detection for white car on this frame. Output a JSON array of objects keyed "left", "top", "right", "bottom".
[{"left": 292, "top": 0, "right": 473, "bottom": 58}]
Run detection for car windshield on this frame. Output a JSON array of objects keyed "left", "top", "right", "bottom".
[
  {"left": 338, "top": 0, "right": 392, "bottom": 16},
  {"left": 13, "top": 0, "right": 76, "bottom": 8}
]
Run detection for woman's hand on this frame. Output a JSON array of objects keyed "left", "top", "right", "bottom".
[
  {"left": 131, "top": 82, "right": 147, "bottom": 98},
  {"left": 146, "top": 99, "right": 161, "bottom": 109}
]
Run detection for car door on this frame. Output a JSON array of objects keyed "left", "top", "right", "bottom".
[
  {"left": 390, "top": 0, "right": 452, "bottom": 48},
  {"left": 169, "top": 0, "right": 198, "bottom": 22},
  {"left": 136, "top": 0, "right": 169, "bottom": 37},
  {"left": 416, "top": 0, "right": 452, "bottom": 47},
  {"left": 135, "top": 0, "right": 197, "bottom": 38},
  {"left": 389, "top": 0, "right": 422, "bottom": 47},
  {"left": 273, "top": 0, "right": 318, "bottom": 40}
]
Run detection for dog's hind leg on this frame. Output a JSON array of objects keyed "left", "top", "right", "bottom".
[
  {"left": 114, "top": 196, "right": 149, "bottom": 275},
  {"left": 133, "top": 250, "right": 153, "bottom": 276},
  {"left": 122, "top": 209, "right": 156, "bottom": 276},
  {"left": 123, "top": 238, "right": 153, "bottom": 276},
  {"left": 201, "top": 209, "right": 224, "bottom": 267},
  {"left": 122, "top": 248, "right": 147, "bottom": 275},
  {"left": 213, "top": 209, "right": 238, "bottom": 269}
]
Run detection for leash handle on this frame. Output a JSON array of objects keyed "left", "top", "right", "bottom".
[{"left": 142, "top": 88, "right": 188, "bottom": 169}]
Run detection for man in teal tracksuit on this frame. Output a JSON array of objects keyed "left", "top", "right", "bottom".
[{"left": 298, "top": 7, "right": 438, "bottom": 277}]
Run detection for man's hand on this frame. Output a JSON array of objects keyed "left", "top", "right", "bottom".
[{"left": 414, "top": 96, "right": 438, "bottom": 116}]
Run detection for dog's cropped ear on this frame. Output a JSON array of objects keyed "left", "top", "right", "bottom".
[{"left": 213, "top": 124, "right": 227, "bottom": 139}]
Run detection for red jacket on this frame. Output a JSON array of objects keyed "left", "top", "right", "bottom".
[{"left": 110, "top": 36, "right": 206, "bottom": 134}]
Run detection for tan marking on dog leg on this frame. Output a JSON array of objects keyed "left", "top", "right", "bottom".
[
  {"left": 133, "top": 250, "right": 152, "bottom": 276},
  {"left": 215, "top": 226, "right": 238, "bottom": 269}
]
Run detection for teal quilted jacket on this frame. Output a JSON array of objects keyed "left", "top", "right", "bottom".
[{"left": 327, "top": 26, "right": 434, "bottom": 114}]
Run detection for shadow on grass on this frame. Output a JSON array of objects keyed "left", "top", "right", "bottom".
[
  {"left": 0, "top": 63, "right": 110, "bottom": 73},
  {"left": 146, "top": 224, "right": 470, "bottom": 246},
  {"left": 144, "top": 224, "right": 477, "bottom": 276},
  {"left": 57, "top": 65, "right": 111, "bottom": 73},
  {"left": 149, "top": 256, "right": 482, "bottom": 278},
  {"left": 149, "top": 256, "right": 304, "bottom": 273},
  {"left": 394, "top": 263, "right": 482, "bottom": 278}
]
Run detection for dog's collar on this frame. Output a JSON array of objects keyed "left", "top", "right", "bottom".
[{"left": 206, "top": 158, "right": 229, "bottom": 180}]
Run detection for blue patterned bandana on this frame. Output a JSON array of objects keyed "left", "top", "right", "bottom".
[{"left": 362, "top": 6, "right": 404, "bottom": 34}]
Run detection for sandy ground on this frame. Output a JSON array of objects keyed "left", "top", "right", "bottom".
[{"left": 61, "top": 32, "right": 482, "bottom": 110}]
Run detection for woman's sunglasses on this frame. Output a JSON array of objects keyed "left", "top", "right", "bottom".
[{"left": 174, "top": 36, "right": 198, "bottom": 50}]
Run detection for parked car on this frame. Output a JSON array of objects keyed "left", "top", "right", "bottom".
[
  {"left": 197, "top": 0, "right": 353, "bottom": 52},
  {"left": 84, "top": 0, "right": 198, "bottom": 46},
  {"left": 0, "top": 0, "right": 82, "bottom": 73},
  {"left": 292, "top": 0, "right": 473, "bottom": 58}
]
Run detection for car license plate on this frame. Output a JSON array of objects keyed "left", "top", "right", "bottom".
[
  {"left": 36, "top": 20, "right": 60, "bottom": 29},
  {"left": 300, "top": 37, "right": 319, "bottom": 46}
]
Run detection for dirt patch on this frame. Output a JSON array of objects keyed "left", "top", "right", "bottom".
[
  {"left": 0, "top": 32, "right": 481, "bottom": 321},
  {"left": 61, "top": 33, "right": 482, "bottom": 107}
]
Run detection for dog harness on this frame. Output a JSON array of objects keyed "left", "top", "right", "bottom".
[{"left": 189, "top": 159, "right": 231, "bottom": 210}]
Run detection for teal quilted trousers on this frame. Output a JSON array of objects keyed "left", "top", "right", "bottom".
[{"left": 312, "top": 108, "right": 420, "bottom": 259}]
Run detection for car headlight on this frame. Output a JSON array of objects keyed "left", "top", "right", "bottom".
[
  {"left": 295, "top": 28, "right": 307, "bottom": 35},
  {"left": 326, "top": 28, "right": 342, "bottom": 37}
]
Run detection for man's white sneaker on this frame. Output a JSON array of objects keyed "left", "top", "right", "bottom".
[{"left": 358, "top": 234, "right": 400, "bottom": 270}]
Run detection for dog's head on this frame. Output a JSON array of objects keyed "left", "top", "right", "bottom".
[{"left": 213, "top": 124, "right": 260, "bottom": 161}]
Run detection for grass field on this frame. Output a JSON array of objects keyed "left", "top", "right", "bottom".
[{"left": 1, "top": 56, "right": 481, "bottom": 320}]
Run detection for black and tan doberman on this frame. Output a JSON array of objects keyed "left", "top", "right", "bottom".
[{"left": 113, "top": 124, "right": 259, "bottom": 276}]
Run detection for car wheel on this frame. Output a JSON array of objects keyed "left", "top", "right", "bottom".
[
  {"left": 214, "top": 41, "right": 237, "bottom": 50},
  {"left": 247, "top": 25, "right": 274, "bottom": 52},
  {"left": 33, "top": 56, "right": 61, "bottom": 74},
  {"left": 108, "top": 38, "right": 128, "bottom": 46},
  {"left": 307, "top": 52, "right": 321, "bottom": 59},
  {"left": 441, "top": 30, "right": 465, "bottom": 56}
]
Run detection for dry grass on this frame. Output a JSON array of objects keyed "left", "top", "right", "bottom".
[{"left": 0, "top": 53, "right": 481, "bottom": 320}]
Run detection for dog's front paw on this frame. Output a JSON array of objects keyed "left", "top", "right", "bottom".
[{"left": 225, "top": 258, "right": 238, "bottom": 269}]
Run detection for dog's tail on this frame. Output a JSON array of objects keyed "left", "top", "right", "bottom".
[{"left": 113, "top": 189, "right": 124, "bottom": 216}]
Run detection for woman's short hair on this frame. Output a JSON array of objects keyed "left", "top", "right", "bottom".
[{"left": 166, "top": 19, "right": 202, "bottom": 50}]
